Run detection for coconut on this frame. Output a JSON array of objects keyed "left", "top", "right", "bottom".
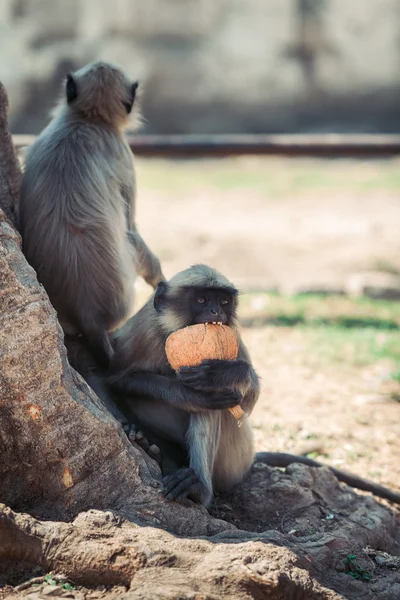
[{"left": 165, "top": 323, "right": 244, "bottom": 421}]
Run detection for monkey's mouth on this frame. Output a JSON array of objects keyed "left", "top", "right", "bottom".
[
  {"left": 195, "top": 320, "right": 224, "bottom": 326},
  {"left": 195, "top": 315, "right": 227, "bottom": 326}
]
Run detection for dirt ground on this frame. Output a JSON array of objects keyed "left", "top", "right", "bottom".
[
  {"left": 136, "top": 156, "right": 400, "bottom": 292},
  {"left": 135, "top": 156, "right": 400, "bottom": 495}
]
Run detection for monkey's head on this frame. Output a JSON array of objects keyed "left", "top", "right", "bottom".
[
  {"left": 154, "top": 264, "right": 239, "bottom": 335},
  {"left": 63, "top": 61, "right": 140, "bottom": 129}
]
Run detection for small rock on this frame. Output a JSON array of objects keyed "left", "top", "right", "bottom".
[{"left": 38, "top": 586, "right": 64, "bottom": 597}]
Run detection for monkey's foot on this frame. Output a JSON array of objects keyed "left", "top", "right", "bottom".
[
  {"left": 163, "top": 467, "right": 207, "bottom": 504},
  {"left": 124, "top": 424, "right": 161, "bottom": 464}
]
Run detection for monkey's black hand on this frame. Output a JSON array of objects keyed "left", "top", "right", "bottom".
[
  {"left": 185, "top": 387, "right": 242, "bottom": 411},
  {"left": 163, "top": 467, "right": 208, "bottom": 504},
  {"left": 178, "top": 359, "right": 250, "bottom": 393}
]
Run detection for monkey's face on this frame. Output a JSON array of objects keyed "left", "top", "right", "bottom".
[
  {"left": 184, "top": 287, "right": 235, "bottom": 326},
  {"left": 154, "top": 282, "right": 238, "bottom": 333}
]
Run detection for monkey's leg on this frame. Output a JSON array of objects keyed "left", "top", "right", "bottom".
[
  {"left": 64, "top": 335, "right": 160, "bottom": 463},
  {"left": 163, "top": 412, "right": 222, "bottom": 507},
  {"left": 124, "top": 424, "right": 161, "bottom": 464},
  {"left": 127, "top": 230, "right": 165, "bottom": 289},
  {"left": 118, "top": 397, "right": 189, "bottom": 445},
  {"left": 82, "top": 385, "right": 163, "bottom": 464},
  {"left": 84, "top": 371, "right": 128, "bottom": 423},
  {"left": 213, "top": 414, "right": 254, "bottom": 493},
  {"left": 116, "top": 397, "right": 189, "bottom": 469},
  {"left": 81, "top": 325, "right": 114, "bottom": 370},
  {"left": 65, "top": 333, "right": 122, "bottom": 415}
]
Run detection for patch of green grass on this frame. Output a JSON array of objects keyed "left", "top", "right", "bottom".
[
  {"left": 343, "top": 555, "right": 372, "bottom": 582},
  {"left": 241, "top": 293, "right": 400, "bottom": 378},
  {"left": 305, "top": 326, "right": 400, "bottom": 369},
  {"left": 43, "top": 574, "right": 76, "bottom": 591},
  {"left": 305, "top": 451, "right": 320, "bottom": 459},
  {"left": 390, "top": 367, "right": 400, "bottom": 383},
  {"left": 62, "top": 583, "right": 76, "bottom": 591},
  {"left": 240, "top": 293, "right": 400, "bottom": 327},
  {"left": 136, "top": 157, "right": 400, "bottom": 198}
]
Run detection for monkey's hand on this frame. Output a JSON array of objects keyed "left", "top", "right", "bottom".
[
  {"left": 177, "top": 359, "right": 251, "bottom": 394},
  {"left": 183, "top": 387, "right": 242, "bottom": 411}
]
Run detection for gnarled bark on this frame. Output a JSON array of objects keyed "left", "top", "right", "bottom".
[{"left": 0, "top": 503, "right": 363, "bottom": 599}]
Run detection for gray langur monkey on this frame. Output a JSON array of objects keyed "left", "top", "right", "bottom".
[
  {"left": 109, "top": 264, "right": 260, "bottom": 508},
  {"left": 19, "top": 61, "right": 164, "bottom": 368}
]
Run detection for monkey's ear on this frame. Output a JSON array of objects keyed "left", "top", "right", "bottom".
[
  {"left": 154, "top": 281, "right": 169, "bottom": 313},
  {"left": 132, "top": 81, "right": 139, "bottom": 97},
  {"left": 123, "top": 81, "right": 139, "bottom": 114},
  {"left": 66, "top": 74, "right": 78, "bottom": 103}
]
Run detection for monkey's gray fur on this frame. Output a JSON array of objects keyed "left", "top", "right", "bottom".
[
  {"left": 19, "top": 61, "right": 164, "bottom": 366},
  {"left": 110, "top": 264, "right": 260, "bottom": 507}
]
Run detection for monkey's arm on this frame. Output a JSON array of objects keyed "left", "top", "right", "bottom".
[
  {"left": 109, "top": 372, "right": 241, "bottom": 413},
  {"left": 255, "top": 452, "right": 400, "bottom": 505},
  {"left": 120, "top": 178, "right": 165, "bottom": 288},
  {"left": 177, "top": 342, "right": 260, "bottom": 414},
  {"left": 127, "top": 229, "right": 165, "bottom": 289},
  {"left": 177, "top": 359, "right": 253, "bottom": 394}
]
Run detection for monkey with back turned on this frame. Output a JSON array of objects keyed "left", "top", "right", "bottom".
[
  {"left": 109, "top": 264, "right": 400, "bottom": 508},
  {"left": 19, "top": 61, "right": 164, "bottom": 369}
]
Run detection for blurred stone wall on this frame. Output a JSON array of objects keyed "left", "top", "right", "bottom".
[{"left": 0, "top": 0, "right": 399, "bottom": 134}]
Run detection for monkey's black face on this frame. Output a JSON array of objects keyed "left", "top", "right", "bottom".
[
  {"left": 154, "top": 282, "right": 238, "bottom": 330},
  {"left": 187, "top": 287, "right": 235, "bottom": 326}
]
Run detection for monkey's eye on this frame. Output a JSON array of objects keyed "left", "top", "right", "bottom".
[
  {"left": 196, "top": 297, "right": 206, "bottom": 304},
  {"left": 220, "top": 298, "right": 230, "bottom": 305}
]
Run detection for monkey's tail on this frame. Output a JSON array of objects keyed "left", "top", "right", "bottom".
[{"left": 255, "top": 451, "right": 400, "bottom": 505}]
